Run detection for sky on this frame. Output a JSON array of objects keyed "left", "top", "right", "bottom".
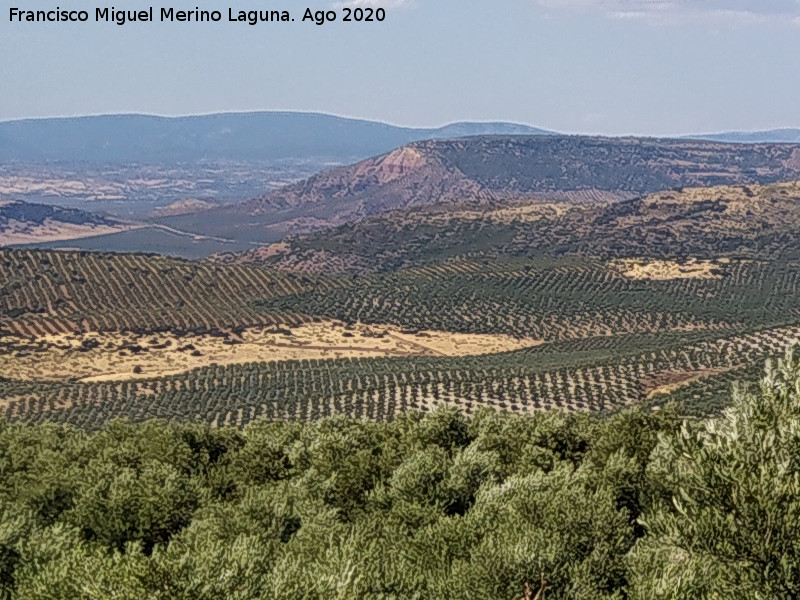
[{"left": 1, "top": 0, "right": 799, "bottom": 135}]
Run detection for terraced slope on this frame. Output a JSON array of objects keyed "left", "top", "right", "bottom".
[
  {"left": 257, "top": 258, "right": 800, "bottom": 339},
  {"left": 5, "top": 176, "right": 800, "bottom": 425},
  {"left": 4, "top": 321, "right": 799, "bottom": 427},
  {"left": 0, "top": 248, "right": 314, "bottom": 336},
  {"left": 3, "top": 246, "right": 800, "bottom": 425}
]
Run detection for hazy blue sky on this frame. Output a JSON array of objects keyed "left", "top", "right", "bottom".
[{"left": 1, "top": 0, "right": 799, "bottom": 134}]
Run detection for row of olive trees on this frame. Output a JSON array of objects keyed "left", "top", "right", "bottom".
[{"left": 1, "top": 350, "right": 799, "bottom": 599}]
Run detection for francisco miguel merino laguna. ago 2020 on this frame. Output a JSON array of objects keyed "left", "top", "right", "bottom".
[{"left": 8, "top": 6, "right": 387, "bottom": 25}]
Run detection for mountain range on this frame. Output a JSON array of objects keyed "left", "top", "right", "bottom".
[
  {"left": 2, "top": 111, "right": 799, "bottom": 165},
  {"left": 5, "top": 130, "right": 800, "bottom": 258},
  {"left": 0, "top": 112, "right": 552, "bottom": 164}
]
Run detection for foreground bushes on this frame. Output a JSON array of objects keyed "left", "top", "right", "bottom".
[{"left": 1, "top": 352, "right": 800, "bottom": 599}]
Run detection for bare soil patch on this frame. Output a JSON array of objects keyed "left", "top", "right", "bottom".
[
  {"left": 0, "top": 321, "right": 542, "bottom": 382},
  {"left": 612, "top": 258, "right": 728, "bottom": 281}
]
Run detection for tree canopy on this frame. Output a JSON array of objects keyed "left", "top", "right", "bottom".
[{"left": 2, "top": 351, "right": 800, "bottom": 599}]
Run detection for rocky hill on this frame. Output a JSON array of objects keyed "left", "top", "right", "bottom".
[
  {"left": 245, "top": 135, "right": 800, "bottom": 210},
  {"left": 169, "top": 135, "right": 800, "bottom": 244}
]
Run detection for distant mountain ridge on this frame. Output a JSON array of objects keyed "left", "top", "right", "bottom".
[
  {"left": 0, "top": 112, "right": 554, "bottom": 164},
  {"left": 685, "top": 129, "right": 800, "bottom": 144},
  {"left": 3, "top": 111, "right": 799, "bottom": 165}
]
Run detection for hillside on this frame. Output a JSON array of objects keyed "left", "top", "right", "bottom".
[
  {"left": 0, "top": 112, "right": 552, "bottom": 164},
  {"left": 4, "top": 235, "right": 800, "bottom": 423},
  {"left": 243, "top": 135, "right": 800, "bottom": 210},
  {"left": 0, "top": 199, "right": 133, "bottom": 245},
  {"left": 165, "top": 136, "right": 800, "bottom": 243},
  {"left": 238, "top": 181, "right": 800, "bottom": 272}
]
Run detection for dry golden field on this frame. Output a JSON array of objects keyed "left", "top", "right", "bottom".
[{"left": 0, "top": 321, "right": 541, "bottom": 382}]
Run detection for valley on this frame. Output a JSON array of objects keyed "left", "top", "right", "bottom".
[{"left": 3, "top": 128, "right": 800, "bottom": 428}]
